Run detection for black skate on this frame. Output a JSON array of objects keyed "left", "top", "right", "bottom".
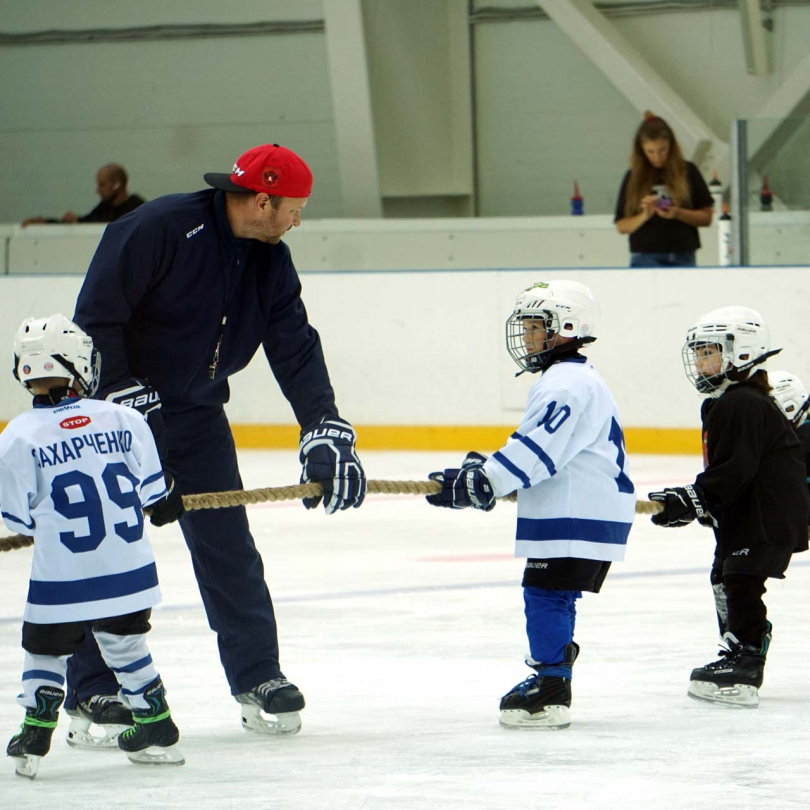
[
  {"left": 236, "top": 678, "right": 305, "bottom": 735},
  {"left": 7, "top": 685, "right": 64, "bottom": 779},
  {"left": 688, "top": 626, "right": 771, "bottom": 709},
  {"left": 117, "top": 679, "right": 184, "bottom": 766},
  {"left": 499, "top": 643, "right": 579, "bottom": 730},
  {"left": 66, "top": 695, "right": 133, "bottom": 751}
]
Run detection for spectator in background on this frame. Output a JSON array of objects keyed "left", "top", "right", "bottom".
[
  {"left": 614, "top": 113, "right": 713, "bottom": 268},
  {"left": 22, "top": 164, "right": 145, "bottom": 227}
]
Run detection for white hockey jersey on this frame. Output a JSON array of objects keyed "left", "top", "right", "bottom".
[
  {"left": 0, "top": 397, "right": 168, "bottom": 623},
  {"left": 483, "top": 358, "right": 636, "bottom": 561}
]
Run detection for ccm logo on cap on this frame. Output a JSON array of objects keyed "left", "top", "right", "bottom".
[{"left": 60, "top": 416, "right": 91, "bottom": 430}]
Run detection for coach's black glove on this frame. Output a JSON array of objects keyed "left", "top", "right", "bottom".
[
  {"left": 104, "top": 378, "right": 166, "bottom": 457},
  {"left": 149, "top": 473, "right": 185, "bottom": 527},
  {"left": 299, "top": 417, "right": 366, "bottom": 514},
  {"left": 426, "top": 452, "right": 496, "bottom": 512},
  {"left": 648, "top": 483, "right": 708, "bottom": 528}
]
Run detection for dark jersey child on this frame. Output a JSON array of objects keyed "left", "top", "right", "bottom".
[{"left": 649, "top": 306, "right": 807, "bottom": 708}]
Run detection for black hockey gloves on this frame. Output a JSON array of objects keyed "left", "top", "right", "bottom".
[
  {"left": 104, "top": 378, "right": 166, "bottom": 457},
  {"left": 149, "top": 473, "right": 186, "bottom": 527},
  {"left": 648, "top": 483, "right": 708, "bottom": 528},
  {"left": 299, "top": 417, "right": 367, "bottom": 514},
  {"left": 426, "top": 452, "right": 496, "bottom": 512}
]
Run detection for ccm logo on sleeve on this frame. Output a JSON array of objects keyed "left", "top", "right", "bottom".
[{"left": 60, "top": 416, "right": 91, "bottom": 430}]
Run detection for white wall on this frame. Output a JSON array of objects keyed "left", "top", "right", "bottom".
[
  {"left": 2, "top": 2, "right": 809, "bottom": 222},
  {"left": 5, "top": 212, "right": 809, "bottom": 275},
  {"left": 0, "top": 265, "right": 807, "bottom": 435},
  {"left": 0, "top": 1, "right": 340, "bottom": 222}
]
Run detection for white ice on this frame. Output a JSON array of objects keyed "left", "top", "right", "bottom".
[{"left": 1, "top": 451, "right": 808, "bottom": 810}]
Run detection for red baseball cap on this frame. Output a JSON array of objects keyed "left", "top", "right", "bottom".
[{"left": 204, "top": 143, "right": 313, "bottom": 198}]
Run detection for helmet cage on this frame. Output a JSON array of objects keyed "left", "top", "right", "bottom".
[
  {"left": 506, "top": 310, "right": 565, "bottom": 372},
  {"left": 682, "top": 337, "right": 732, "bottom": 394}
]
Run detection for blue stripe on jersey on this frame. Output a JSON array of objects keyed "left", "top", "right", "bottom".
[
  {"left": 27, "top": 563, "right": 159, "bottom": 606},
  {"left": 22, "top": 669, "right": 65, "bottom": 685},
  {"left": 517, "top": 517, "right": 632, "bottom": 545},
  {"left": 2, "top": 511, "right": 34, "bottom": 530},
  {"left": 492, "top": 451, "right": 532, "bottom": 489},
  {"left": 143, "top": 487, "right": 168, "bottom": 507},
  {"left": 142, "top": 470, "right": 164, "bottom": 488},
  {"left": 510, "top": 432, "right": 557, "bottom": 477},
  {"left": 110, "top": 654, "right": 153, "bottom": 675}
]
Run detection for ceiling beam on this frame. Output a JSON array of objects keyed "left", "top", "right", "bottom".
[
  {"left": 739, "top": 0, "right": 772, "bottom": 76},
  {"left": 534, "top": 0, "right": 727, "bottom": 171},
  {"left": 323, "top": 0, "right": 383, "bottom": 217}
]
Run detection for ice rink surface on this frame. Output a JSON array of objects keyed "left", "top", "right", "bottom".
[{"left": 1, "top": 451, "right": 808, "bottom": 810}]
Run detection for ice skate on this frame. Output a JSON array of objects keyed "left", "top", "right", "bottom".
[
  {"left": 6, "top": 685, "right": 64, "bottom": 779},
  {"left": 499, "top": 673, "right": 572, "bottom": 730},
  {"left": 66, "top": 695, "right": 133, "bottom": 751},
  {"left": 118, "top": 678, "right": 184, "bottom": 766},
  {"left": 688, "top": 629, "right": 769, "bottom": 709},
  {"left": 236, "top": 677, "right": 304, "bottom": 735}
]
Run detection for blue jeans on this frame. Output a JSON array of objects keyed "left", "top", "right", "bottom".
[{"left": 630, "top": 251, "right": 696, "bottom": 268}]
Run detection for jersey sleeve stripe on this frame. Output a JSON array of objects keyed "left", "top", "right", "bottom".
[
  {"left": 22, "top": 669, "right": 65, "bottom": 686},
  {"left": 516, "top": 517, "right": 633, "bottom": 544},
  {"left": 2, "top": 510, "right": 35, "bottom": 530},
  {"left": 142, "top": 470, "right": 164, "bottom": 488},
  {"left": 492, "top": 451, "right": 532, "bottom": 489},
  {"left": 27, "top": 562, "right": 159, "bottom": 606},
  {"left": 513, "top": 433, "right": 557, "bottom": 477}
]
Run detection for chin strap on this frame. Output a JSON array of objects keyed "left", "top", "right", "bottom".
[
  {"left": 32, "top": 387, "right": 79, "bottom": 406},
  {"left": 517, "top": 336, "right": 597, "bottom": 376}
]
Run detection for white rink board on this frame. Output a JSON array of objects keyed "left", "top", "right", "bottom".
[
  {"left": 0, "top": 267, "right": 807, "bottom": 431},
  {"left": 0, "top": 451, "right": 808, "bottom": 809}
]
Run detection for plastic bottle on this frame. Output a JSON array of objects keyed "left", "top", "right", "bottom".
[
  {"left": 709, "top": 170, "right": 723, "bottom": 219},
  {"left": 718, "top": 202, "right": 733, "bottom": 267},
  {"left": 570, "top": 181, "right": 583, "bottom": 216},
  {"left": 760, "top": 175, "right": 772, "bottom": 211}
]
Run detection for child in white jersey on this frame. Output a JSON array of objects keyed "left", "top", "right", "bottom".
[
  {"left": 0, "top": 315, "right": 185, "bottom": 778},
  {"left": 427, "top": 280, "right": 636, "bottom": 729}
]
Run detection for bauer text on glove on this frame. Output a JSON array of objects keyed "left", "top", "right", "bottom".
[
  {"left": 648, "top": 484, "right": 708, "bottom": 528},
  {"left": 299, "top": 417, "right": 366, "bottom": 514}
]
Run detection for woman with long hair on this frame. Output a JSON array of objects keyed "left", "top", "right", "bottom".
[{"left": 614, "top": 112, "right": 714, "bottom": 267}]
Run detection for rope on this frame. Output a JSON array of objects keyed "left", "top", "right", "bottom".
[{"left": 0, "top": 478, "right": 666, "bottom": 554}]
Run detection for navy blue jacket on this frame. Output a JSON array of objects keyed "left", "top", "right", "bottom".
[{"left": 74, "top": 190, "right": 337, "bottom": 426}]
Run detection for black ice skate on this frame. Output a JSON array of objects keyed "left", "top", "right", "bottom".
[
  {"left": 499, "top": 643, "right": 579, "bottom": 730},
  {"left": 117, "top": 678, "right": 184, "bottom": 766},
  {"left": 7, "top": 685, "right": 65, "bottom": 779},
  {"left": 66, "top": 694, "right": 133, "bottom": 751},
  {"left": 236, "top": 677, "right": 305, "bottom": 735},
  {"left": 688, "top": 626, "right": 771, "bottom": 709}
]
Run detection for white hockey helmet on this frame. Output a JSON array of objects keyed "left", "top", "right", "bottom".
[
  {"left": 682, "top": 305, "right": 777, "bottom": 396},
  {"left": 769, "top": 369, "right": 810, "bottom": 427},
  {"left": 13, "top": 314, "right": 100, "bottom": 397},
  {"left": 506, "top": 279, "right": 599, "bottom": 373}
]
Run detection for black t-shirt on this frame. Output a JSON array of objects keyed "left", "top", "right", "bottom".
[
  {"left": 79, "top": 194, "right": 146, "bottom": 223},
  {"left": 613, "top": 162, "right": 713, "bottom": 253}
]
